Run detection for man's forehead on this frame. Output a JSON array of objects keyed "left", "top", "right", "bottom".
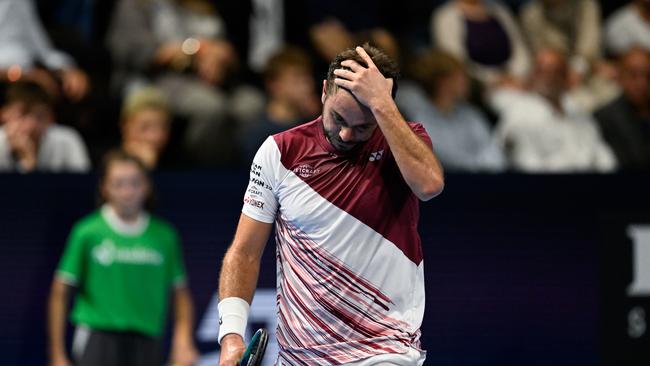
[
  {"left": 329, "top": 88, "right": 371, "bottom": 113},
  {"left": 331, "top": 107, "right": 375, "bottom": 125}
]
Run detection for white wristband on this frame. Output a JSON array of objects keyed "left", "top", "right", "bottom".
[{"left": 217, "top": 297, "right": 250, "bottom": 345}]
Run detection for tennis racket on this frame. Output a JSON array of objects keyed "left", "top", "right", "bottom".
[{"left": 239, "top": 328, "right": 268, "bottom": 366}]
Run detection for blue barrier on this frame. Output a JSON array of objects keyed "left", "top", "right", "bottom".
[{"left": 0, "top": 172, "right": 648, "bottom": 365}]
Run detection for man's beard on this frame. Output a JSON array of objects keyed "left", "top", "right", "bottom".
[{"left": 322, "top": 124, "right": 360, "bottom": 152}]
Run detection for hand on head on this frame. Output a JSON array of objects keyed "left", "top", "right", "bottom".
[{"left": 332, "top": 46, "right": 394, "bottom": 110}]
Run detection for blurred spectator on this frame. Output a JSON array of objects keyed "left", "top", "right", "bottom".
[
  {"left": 240, "top": 47, "right": 320, "bottom": 162},
  {"left": 0, "top": 0, "right": 89, "bottom": 102},
  {"left": 518, "top": 0, "right": 620, "bottom": 112},
  {"left": 279, "top": 0, "right": 403, "bottom": 83},
  {"left": 396, "top": 50, "right": 506, "bottom": 172},
  {"left": 520, "top": 0, "right": 602, "bottom": 75},
  {"left": 120, "top": 88, "right": 171, "bottom": 170},
  {"left": 0, "top": 81, "right": 89, "bottom": 172},
  {"left": 106, "top": 0, "right": 264, "bottom": 166},
  {"left": 431, "top": 0, "right": 531, "bottom": 85},
  {"left": 605, "top": 0, "right": 650, "bottom": 56},
  {"left": 243, "top": 0, "right": 283, "bottom": 73},
  {"left": 595, "top": 48, "right": 650, "bottom": 171},
  {"left": 490, "top": 48, "right": 616, "bottom": 172},
  {"left": 309, "top": 19, "right": 399, "bottom": 66},
  {"left": 48, "top": 150, "right": 198, "bottom": 366}
]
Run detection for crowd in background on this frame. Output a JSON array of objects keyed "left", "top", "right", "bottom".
[{"left": 0, "top": 0, "right": 648, "bottom": 173}]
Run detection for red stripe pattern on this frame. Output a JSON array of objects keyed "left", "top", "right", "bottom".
[{"left": 274, "top": 217, "right": 422, "bottom": 365}]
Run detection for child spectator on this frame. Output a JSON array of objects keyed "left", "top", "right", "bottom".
[
  {"left": 0, "top": 81, "right": 89, "bottom": 172},
  {"left": 120, "top": 88, "right": 171, "bottom": 170}
]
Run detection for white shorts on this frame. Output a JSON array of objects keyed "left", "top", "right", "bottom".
[{"left": 277, "top": 348, "right": 426, "bottom": 366}]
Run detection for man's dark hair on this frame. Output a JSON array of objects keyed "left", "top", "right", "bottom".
[
  {"left": 326, "top": 43, "right": 400, "bottom": 99},
  {"left": 3, "top": 81, "right": 52, "bottom": 108}
]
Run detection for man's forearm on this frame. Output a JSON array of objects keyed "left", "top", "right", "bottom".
[
  {"left": 371, "top": 100, "right": 444, "bottom": 200},
  {"left": 218, "top": 246, "right": 262, "bottom": 303}
]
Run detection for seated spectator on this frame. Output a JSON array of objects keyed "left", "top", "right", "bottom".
[
  {"left": 605, "top": 0, "right": 650, "bottom": 56},
  {"left": 396, "top": 50, "right": 506, "bottom": 172},
  {"left": 0, "top": 0, "right": 89, "bottom": 102},
  {"left": 595, "top": 48, "right": 650, "bottom": 171},
  {"left": 120, "top": 88, "right": 171, "bottom": 170},
  {"left": 490, "top": 48, "right": 616, "bottom": 172},
  {"left": 432, "top": 0, "right": 531, "bottom": 85},
  {"left": 520, "top": 0, "right": 601, "bottom": 76},
  {"left": 0, "top": 81, "right": 90, "bottom": 172},
  {"left": 106, "top": 0, "right": 264, "bottom": 166},
  {"left": 240, "top": 47, "right": 320, "bottom": 162},
  {"left": 519, "top": 0, "right": 619, "bottom": 112}
]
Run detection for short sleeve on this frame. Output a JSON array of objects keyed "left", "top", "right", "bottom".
[
  {"left": 410, "top": 122, "right": 433, "bottom": 149},
  {"left": 56, "top": 223, "right": 87, "bottom": 286},
  {"left": 167, "top": 228, "right": 187, "bottom": 288},
  {"left": 241, "top": 136, "right": 281, "bottom": 223}
]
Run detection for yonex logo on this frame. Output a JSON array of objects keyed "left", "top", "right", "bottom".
[{"left": 369, "top": 150, "right": 384, "bottom": 162}]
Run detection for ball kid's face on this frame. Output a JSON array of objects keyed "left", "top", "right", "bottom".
[
  {"left": 102, "top": 161, "right": 149, "bottom": 214},
  {"left": 320, "top": 81, "right": 377, "bottom": 152}
]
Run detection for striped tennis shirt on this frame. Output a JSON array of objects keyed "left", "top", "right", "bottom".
[{"left": 241, "top": 117, "right": 430, "bottom": 365}]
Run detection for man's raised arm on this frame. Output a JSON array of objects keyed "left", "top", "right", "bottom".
[{"left": 333, "top": 46, "right": 444, "bottom": 201}]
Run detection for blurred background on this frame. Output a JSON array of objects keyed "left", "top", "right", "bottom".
[{"left": 0, "top": 0, "right": 649, "bottom": 364}]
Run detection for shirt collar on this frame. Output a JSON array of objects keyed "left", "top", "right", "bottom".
[{"left": 101, "top": 204, "right": 150, "bottom": 236}]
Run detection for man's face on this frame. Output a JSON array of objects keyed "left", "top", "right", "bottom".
[
  {"left": 436, "top": 70, "right": 469, "bottom": 102},
  {"left": 619, "top": 50, "right": 650, "bottom": 107},
  {"left": 102, "top": 161, "right": 149, "bottom": 216},
  {"left": 531, "top": 50, "right": 568, "bottom": 99},
  {"left": 1, "top": 102, "right": 52, "bottom": 143},
  {"left": 320, "top": 81, "right": 377, "bottom": 152}
]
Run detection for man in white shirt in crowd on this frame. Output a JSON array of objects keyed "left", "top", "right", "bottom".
[
  {"left": 490, "top": 47, "right": 616, "bottom": 172},
  {"left": 0, "top": 81, "right": 90, "bottom": 172},
  {"left": 605, "top": 0, "right": 650, "bottom": 56}
]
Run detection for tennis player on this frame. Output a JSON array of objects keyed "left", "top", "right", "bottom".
[
  {"left": 47, "top": 150, "right": 198, "bottom": 366},
  {"left": 218, "top": 44, "right": 444, "bottom": 365}
]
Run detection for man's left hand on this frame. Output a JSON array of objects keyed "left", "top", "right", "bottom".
[{"left": 332, "top": 46, "right": 393, "bottom": 110}]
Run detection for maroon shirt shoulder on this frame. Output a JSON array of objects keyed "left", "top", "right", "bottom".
[{"left": 272, "top": 117, "right": 427, "bottom": 264}]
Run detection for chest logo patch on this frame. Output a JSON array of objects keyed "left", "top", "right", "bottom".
[{"left": 293, "top": 164, "right": 321, "bottom": 178}]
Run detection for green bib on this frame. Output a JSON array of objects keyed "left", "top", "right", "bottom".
[{"left": 57, "top": 208, "right": 186, "bottom": 337}]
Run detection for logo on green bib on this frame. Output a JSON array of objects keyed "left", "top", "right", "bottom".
[{"left": 92, "top": 239, "right": 163, "bottom": 266}]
